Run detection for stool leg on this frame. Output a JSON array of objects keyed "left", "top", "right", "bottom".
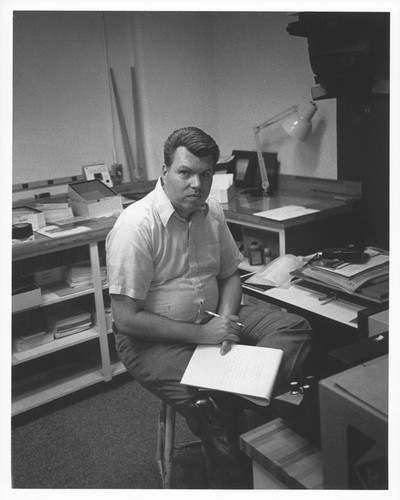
[
  {"left": 163, "top": 404, "right": 176, "bottom": 488},
  {"left": 156, "top": 401, "right": 166, "bottom": 484},
  {"left": 156, "top": 401, "right": 176, "bottom": 488}
]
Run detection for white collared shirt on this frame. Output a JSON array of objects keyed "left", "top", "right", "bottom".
[{"left": 106, "top": 178, "right": 243, "bottom": 323}]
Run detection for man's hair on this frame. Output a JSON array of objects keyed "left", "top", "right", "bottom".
[{"left": 163, "top": 126, "right": 220, "bottom": 167}]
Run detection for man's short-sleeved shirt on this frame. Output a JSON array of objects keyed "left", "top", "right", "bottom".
[{"left": 106, "top": 178, "right": 243, "bottom": 323}]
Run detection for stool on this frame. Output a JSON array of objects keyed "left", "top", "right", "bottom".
[{"left": 156, "top": 400, "right": 201, "bottom": 488}]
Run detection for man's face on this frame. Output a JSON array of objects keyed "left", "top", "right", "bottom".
[{"left": 162, "top": 146, "right": 214, "bottom": 219}]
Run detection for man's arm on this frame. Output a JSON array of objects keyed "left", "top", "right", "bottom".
[
  {"left": 216, "top": 270, "right": 242, "bottom": 317},
  {"left": 216, "top": 270, "right": 243, "bottom": 355},
  {"left": 110, "top": 294, "right": 241, "bottom": 346}
]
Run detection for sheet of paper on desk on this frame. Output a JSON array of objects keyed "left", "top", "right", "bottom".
[
  {"left": 36, "top": 225, "right": 91, "bottom": 238},
  {"left": 253, "top": 205, "right": 320, "bottom": 220}
]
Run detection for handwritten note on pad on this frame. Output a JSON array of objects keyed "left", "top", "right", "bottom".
[
  {"left": 254, "top": 205, "right": 320, "bottom": 221},
  {"left": 181, "top": 344, "right": 283, "bottom": 406}
]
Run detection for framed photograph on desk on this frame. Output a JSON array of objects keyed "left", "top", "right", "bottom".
[
  {"left": 229, "top": 150, "right": 278, "bottom": 192},
  {"left": 228, "top": 150, "right": 258, "bottom": 188}
]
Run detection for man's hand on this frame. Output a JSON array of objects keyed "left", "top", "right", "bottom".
[
  {"left": 220, "top": 340, "right": 233, "bottom": 356},
  {"left": 200, "top": 315, "right": 242, "bottom": 355}
]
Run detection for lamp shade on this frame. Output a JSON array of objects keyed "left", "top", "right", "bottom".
[{"left": 281, "top": 101, "right": 318, "bottom": 141}]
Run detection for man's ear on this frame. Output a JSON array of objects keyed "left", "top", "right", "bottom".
[{"left": 162, "top": 163, "right": 168, "bottom": 177}]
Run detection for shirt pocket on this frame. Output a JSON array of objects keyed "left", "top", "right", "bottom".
[{"left": 196, "top": 243, "right": 221, "bottom": 274}]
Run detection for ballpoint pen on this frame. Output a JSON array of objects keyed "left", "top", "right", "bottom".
[
  {"left": 204, "top": 310, "right": 242, "bottom": 356},
  {"left": 204, "top": 310, "right": 244, "bottom": 328}
]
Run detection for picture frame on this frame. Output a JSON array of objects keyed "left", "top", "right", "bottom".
[
  {"left": 228, "top": 150, "right": 279, "bottom": 193},
  {"left": 227, "top": 150, "right": 257, "bottom": 188},
  {"left": 82, "top": 163, "right": 113, "bottom": 188}
]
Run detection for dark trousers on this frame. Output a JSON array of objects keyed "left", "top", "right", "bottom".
[
  {"left": 114, "top": 305, "right": 312, "bottom": 487},
  {"left": 114, "top": 305, "right": 312, "bottom": 411}
]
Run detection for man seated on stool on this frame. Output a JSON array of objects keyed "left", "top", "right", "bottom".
[{"left": 106, "top": 126, "right": 312, "bottom": 488}]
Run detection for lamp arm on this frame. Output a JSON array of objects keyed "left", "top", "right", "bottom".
[
  {"left": 252, "top": 105, "right": 299, "bottom": 195},
  {"left": 254, "top": 130, "right": 270, "bottom": 193},
  {"left": 253, "top": 105, "right": 298, "bottom": 133}
]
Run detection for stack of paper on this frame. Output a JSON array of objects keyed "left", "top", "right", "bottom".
[
  {"left": 35, "top": 202, "right": 73, "bottom": 224},
  {"left": 295, "top": 248, "right": 389, "bottom": 297},
  {"left": 47, "top": 307, "right": 92, "bottom": 338},
  {"left": 12, "top": 206, "right": 46, "bottom": 230},
  {"left": 65, "top": 262, "right": 107, "bottom": 288},
  {"left": 13, "top": 329, "right": 54, "bottom": 352}
]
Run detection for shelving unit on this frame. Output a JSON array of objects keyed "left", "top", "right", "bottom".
[
  {"left": 11, "top": 217, "right": 120, "bottom": 417},
  {"left": 12, "top": 327, "right": 100, "bottom": 365},
  {"left": 40, "top": 282, "right": 109, "bottom": 307},
  {"left": 12, "top": 364, "right": 107, "bottom": 416}
]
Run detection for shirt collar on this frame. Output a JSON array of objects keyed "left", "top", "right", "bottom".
[{"left": 154, "top": 177, "right": 209, "bottom": 227}]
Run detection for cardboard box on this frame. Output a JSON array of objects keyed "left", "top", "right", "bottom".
[
  {"left": 210, "top": 183, "right": 235, "bottom": 203},
  {"left": 34, "top": 266, "right": 67, "bottom": 286},
  {"left": 368, "top": 309, "right": 389, "bottom": 336},
  {"left": 209, "top": 173, "right": 235, "bottom": 203},
  {"left": 12, "top": 206, "right": 46, "bottom": 231},
  {"left": 357, "top": 303, "right": 389, "bottom": 338},
  {"left": 12, "top": 284, "right": 42, "bottom": 313},
  {"left": 13, "top": 330, "right": 54, "bottom": 352},
  {"left": 69, "top": 198, "right": 123, "bottom": 218},
  {"left": 68, "top": 179, "right": 123, "bottom": 218},
  {"left": 319, "top": 355, "right": 388, "bottom": 489}
]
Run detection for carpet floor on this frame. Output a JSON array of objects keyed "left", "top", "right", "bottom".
[{"left": 11, "top": 376, "right": 209, "bottom": 489}]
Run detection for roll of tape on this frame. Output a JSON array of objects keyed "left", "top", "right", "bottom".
[{"left": 12, "top": 222, "right": 33, "bottom": 239}]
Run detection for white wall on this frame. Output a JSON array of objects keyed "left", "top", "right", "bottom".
[
  {"left": 131, "top": 12, "right": 220, "bottom": 179},
  {"left": 212, "top": 12, "right": 336, "bottom": 179},
  {"left": 13, "top": 12, "right": 115, "bottom": 185},
  {"left": 132, "top": 11, "right": 337, "bottom": 180},
  {"left": 12, "top": 11, "right": 337, "bottom": 190}
]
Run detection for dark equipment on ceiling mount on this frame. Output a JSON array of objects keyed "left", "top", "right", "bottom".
[{"left": 287, "top": 12, "right": 390, "bottom": 102}]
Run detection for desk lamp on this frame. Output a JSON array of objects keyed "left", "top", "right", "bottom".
[{"left": 253, "top": 101, "right": 318, "bottom": 195}]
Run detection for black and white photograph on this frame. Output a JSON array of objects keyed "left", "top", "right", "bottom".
[{"left": 3, "top": 0, "right": 399, "bottom": 498}]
